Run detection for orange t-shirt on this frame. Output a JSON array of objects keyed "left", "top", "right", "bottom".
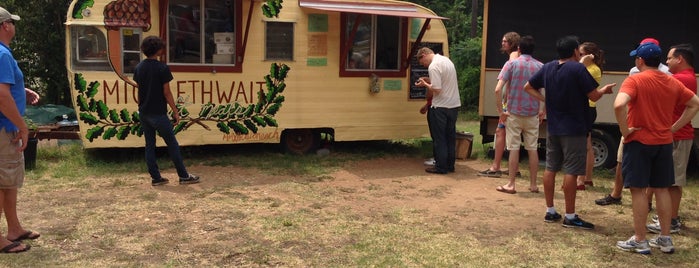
[{"left": 620, "top": 70, "right": 695, "bottom": 145}]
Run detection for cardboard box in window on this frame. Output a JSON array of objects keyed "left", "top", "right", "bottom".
[
  {"left": 213, "top": 54, "right": 233, "bottom": 64},
  {"left": 214, "top": 32, "right": 234, "bottom": 44},
  {"left": 216, "top": 44, "right": 234, "bottom": 55}
]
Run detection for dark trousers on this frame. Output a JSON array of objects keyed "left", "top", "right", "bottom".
[
  {"left": 141, "top": 113, "right": 189, "bottom": 180},
  {"left": 428, "top": 107, "right": 458, "bottom": 172}
]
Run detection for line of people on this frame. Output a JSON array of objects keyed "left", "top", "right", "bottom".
[{"left": 473, "top": 33, "right": 699, "bottom": 255}]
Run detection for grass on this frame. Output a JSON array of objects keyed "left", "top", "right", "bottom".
[{"left": 6, "top": 116, "right": 699, "bottom": 267}]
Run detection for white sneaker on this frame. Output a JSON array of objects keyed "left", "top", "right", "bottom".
[
  {"left": 649, "top": 236, "right": 675, "bottom": 254},
  {"left": 423, "top": 158, "right": 435, "bottom": 166}
]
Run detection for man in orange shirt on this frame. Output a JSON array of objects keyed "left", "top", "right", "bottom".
[{"left": 614, "top": 42, "right": 699, "bottom": 254}]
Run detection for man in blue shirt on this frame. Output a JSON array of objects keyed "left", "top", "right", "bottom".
[
  {"left": 0, "top": 6, "right": 40, "bottom": 254},
  {"left": 525, "top": 36, "right": 615, "bottom": 230}
]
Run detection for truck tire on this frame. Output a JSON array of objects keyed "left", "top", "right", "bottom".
[
  {"left": 281, "top": 129, "right": 320, "bottom": 155},
  {"left": 591, "top": 129, "right": 617, "bottom": 169}
]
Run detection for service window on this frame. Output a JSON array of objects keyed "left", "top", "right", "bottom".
[
  {"left": 121, "top": 28, "right": 142, "bottom": 74},
  {"left": 265, "top": 22, "right": 294, "bottom": 61},
  {"left": 342, "top": 14, "right": 403, "bottom": 76},
  {"left": 71, "top": 26, "right": 111, "bottom": 71},
  {"left": 167, "top": 0, "right": 238, "bottom": 66}
]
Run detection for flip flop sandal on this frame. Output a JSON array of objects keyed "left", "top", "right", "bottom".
[
  {"left": 0, "top": 242, "right": 31, "bottom": 254},
  {"left": 496, "top": 185, "right": 516, "bottom": 194},
  {"left": 10, "top": 231, "right": 40, "bottom": 242}
]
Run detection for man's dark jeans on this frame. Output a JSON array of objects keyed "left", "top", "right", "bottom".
[
  {"left": 141, "top": 113, "right": 189, "bottom": 180},
  {"left": 428, "top": 107, "right": 458, "bottom": 172}
]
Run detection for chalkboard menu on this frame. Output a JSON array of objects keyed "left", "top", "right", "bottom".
[{"left": 409, "top": 42, "right": 443, "bottom": 99}]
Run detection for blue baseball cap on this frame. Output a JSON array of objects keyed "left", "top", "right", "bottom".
[{"left": 629, "top": 42, "right": 662, "bottom": 59}]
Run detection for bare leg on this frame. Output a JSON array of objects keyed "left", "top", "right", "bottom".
[
  {"left": 584, "top": 135, "right": 594, "bottom": 184},
  {"left": 543, "top": 170, "right": 556, "bottom": 208},
  {"left": 0, "top": 189, "right": 29, "bottom": 252},
  {"left": 563, "top": 174, "right": 577, "bottom": 214},
  {"left": 645, "top": 188, "right": 654, "bottom": 211},
  {"left": 630, "top": 187, "right": 649, "bottom": 241},
  {"left": 527, "top": 149, "right": 539, "bottom": 191},
  {"left": 577, "top": 135, "right": 594, "bottom": 186},
  {"left": 2, "top": 188, "right": 28, "bottom": 239},
  {"left": 491, "top": 127, "right": 506, "bottom": 171},
  {"left": 653, "top": 187, "right": 672, "bottom": 236},
  {"left": 502, "top": 148, "right": 519, "bottom": 191},
  {"left": 610, "top": 162, "right": 624, "bottom": 198},
  {"left": 669, "top": 186, "right": 682, "bottom": 220}
]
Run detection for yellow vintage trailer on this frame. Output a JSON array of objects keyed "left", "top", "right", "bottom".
[{"left": 65, "top": 0, "right": 450, "bottom": 153}]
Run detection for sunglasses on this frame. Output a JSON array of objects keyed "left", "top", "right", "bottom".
[{"left": 3, "top": 20, "right": 14, "bottom": 25}]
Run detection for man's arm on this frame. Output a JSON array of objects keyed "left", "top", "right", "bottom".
[
  {"left": 0, "top": 84, "right": 28, "bottom": 151},
  {"left": 25, "top": 88, "right": 40, "bottom": 105},
  {"left": 524, "top": 82, "right": 544, "bottom": 102},
  {"left": 494, "top": 79, "right": 506, "bottom": 114},
  {"left": 163, "top": 83, "right": 180, "bottom": 125},
  {"left": 671, "top": 95, "right": 699, "bottom": 133},
  {"left": 613, "top": 92, "right": 639, "bottom": 138},
  {"left": 587, "top": 83, "right": 616, "bottom": 102}
]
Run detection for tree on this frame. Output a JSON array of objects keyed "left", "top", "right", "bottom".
[
  {"left": 410, "top": 0, "right": 484, "bottom": 110},
  {"left": 3, "top": 0, "right": 72, "bottom": 106}
]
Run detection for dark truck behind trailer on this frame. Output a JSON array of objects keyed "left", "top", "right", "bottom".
[{"left": 479, "top": 0, "right": 699, "bottom": 169}]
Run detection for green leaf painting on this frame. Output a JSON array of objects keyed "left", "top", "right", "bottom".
[{"left": 72, "top": 63, "right": 289, "bottom": 141}]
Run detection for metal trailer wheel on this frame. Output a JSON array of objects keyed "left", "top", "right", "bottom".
[{"left": 591, "top": 129, "right": 617, "bottom": 169}]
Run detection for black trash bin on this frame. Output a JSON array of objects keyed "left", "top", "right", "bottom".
[{"left": 24, "top": 138, "right": 38, "bottom": 170}]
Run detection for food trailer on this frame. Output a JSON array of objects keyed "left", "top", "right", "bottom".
[{"left": 65, "top": 0, "right": 450, "bottom": 153}]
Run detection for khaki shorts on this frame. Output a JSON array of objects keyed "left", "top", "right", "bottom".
[
  {"left": 672, "top": 139, "right": 693, "bottom": 186},
  {"left": 0, "top": 130, "right": 24, "bottom": 189},
  {"left": 505, "top": 114, "right": 539, "bottom": 151},
  {"left": 616, "top": 137, "right": 624, "bottom": 163}
]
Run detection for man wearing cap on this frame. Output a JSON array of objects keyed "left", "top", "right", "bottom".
[
  {"left": 0, "top": 6, "right": 40, "bottom": 253},
  {"left": 644, "top": 44, "right": 697, "bottom": 235},
  {"left": 524, "top": 36, "right": 615, "bottom": 230},
  {"left": 595, "top": 37, "right": 671, "bottom": 208},
  {"left": 414, "top": 47, "right": 461, "bottom": 174},
  {"left": 630, "top": 38, "right": 671, "bottom": 75},
  {"left": 614, "top": 41, "right": 699, "bottom": 254}
]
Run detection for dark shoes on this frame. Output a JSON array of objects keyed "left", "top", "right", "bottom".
[
  {"left": 562, "top": 215, "right": 595, "bottom": 230},
  {"left": 179, "top": 174, "right": 200, "bottom": 184},
  {"left": 595, "top": 194, "right": 622, "bottom": 206},
  {"left": 425, "top": 167, "right": 448, "bottom": 174},
  {"left": 477, "top": 169, "right": 502, "bottom": 178},
  {"left": 152, "top": 178, "right": 170, "bottom": 186},
  {"left": 152, "top": 174, "right": 200, "bottom": 186},
  {"left": 544, "top": 212, "right": 562, "bottom": 223}
]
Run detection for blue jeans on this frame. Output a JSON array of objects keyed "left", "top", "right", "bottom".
[
  {"left": 428, "top": 107, "right": 458, "bottom": 172},
  {"left": 141, "top": 114, "right": 189, "bottom": 180}
]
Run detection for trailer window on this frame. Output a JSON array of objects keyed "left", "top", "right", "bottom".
[
  {"left": 71, "top": 26, "right": 111, "bottom": 71},
  {"left": 167, "top": 0, "right": 237, "bottom": 65},
  {"left": 343, "top": 14, "right": 401, "bottom": 73},
  {"left": 265, "top": 22, "right": 294, "bottom": 61},
  {"left": 121, "top": 28, "right": 142, "bottom": 74}
]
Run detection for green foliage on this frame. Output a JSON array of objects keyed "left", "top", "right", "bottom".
[
  {"left": 410, "top": 0, "right": 484, "bottom": 111},
  {"left": 72, "top": 0, "right": 94, "bottom": 19},
  {"left": 3, "top": 0, "right": 72, "bottom": 106},
  {"left": 262, "top": 0, "right": 284, "bottom": 18},
  {"left": 74, "top": 63, "right": 289, "bottom": 141}
]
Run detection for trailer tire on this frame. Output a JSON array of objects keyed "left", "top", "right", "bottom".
[
  {"left": 281, "top": 129, "right": 320, "bottom": 155},
  {"left": 591, "top": 130, "right": 617, "bottom": 169}
]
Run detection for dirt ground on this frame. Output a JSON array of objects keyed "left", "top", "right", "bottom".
[{"left": 181, "top": 155, "right": 604, "bottom": 245}]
